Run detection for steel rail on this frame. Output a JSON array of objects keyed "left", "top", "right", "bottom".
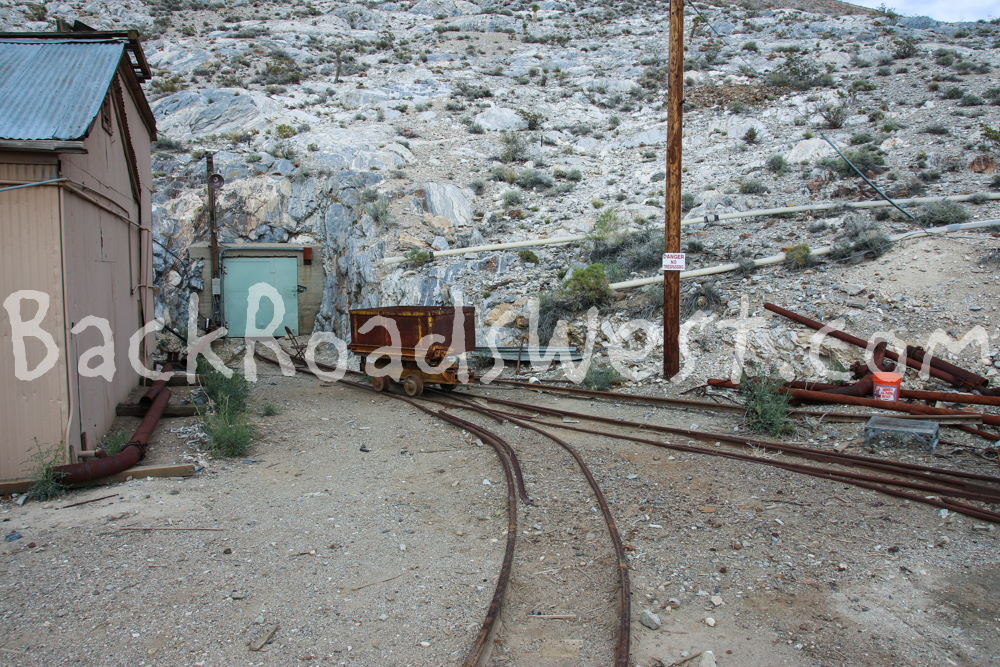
[
  {"left": 262, "top": 351, "right": 632, "bottom": 665},
  {"left": 487, "top": 405, "right": 1000, "bottom": 522},
  {"left": 254, "top": 352, "right": 520, "bottom": 667},
  {"left": 451, "top": 393, "right": 1000, "bottom": 517},
  {"left": 470, "top": 392, "right": 1000, "bottom": 486},
  {"left": 435, "top": 398, "right": 632, "bottom": 667}
]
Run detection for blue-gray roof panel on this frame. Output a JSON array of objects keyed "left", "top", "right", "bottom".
[{"left": 0, "top": 39, "right": 125, "bottom": 141}]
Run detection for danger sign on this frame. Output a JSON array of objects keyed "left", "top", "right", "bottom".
[{"left": 662, "top": 253, "right": 686, "bottom": 271}]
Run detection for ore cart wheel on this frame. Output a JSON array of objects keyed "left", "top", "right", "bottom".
[
  {"left": 437, "top": 383, "right": 456, "bottom": 392},
  {"left": 403, "top": 373, "right": 424, "bottom": 397},
  {"left": 371, "top": 376, "right": 389, "bottom": 392}
]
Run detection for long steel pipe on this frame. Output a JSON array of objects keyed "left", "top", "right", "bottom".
[
  {"left": 139, "top": 363, "right": 174, "bottom": 407},
  {"left": 707, "top": 379, "right": 1000, "bottom": 430},
  {"left": 55, "top": 386, "right": 172, "bottom": 485},
  {"left": 784, "top": 380, "right": 1000, "bottom": 407},
  {"left": 764, "top": 303, "right": 971, "bottom": 389}
]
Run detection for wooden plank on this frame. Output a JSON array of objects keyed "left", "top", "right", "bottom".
[
  {"left": 0, "top": 464, "right": 196, "bottom": 495},
  {"left": 116, "top": 403, "right": 198, "bottom": 417},
  {"left": 0, "top": 139, "right": 87, "bottom": 153},
  {"left": 249, "top": 625, "right": 279, "bottom": 651}
]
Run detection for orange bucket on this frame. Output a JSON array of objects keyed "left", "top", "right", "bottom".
[{"left": 873, "top": 372, "right": 902, "bottom": 402}]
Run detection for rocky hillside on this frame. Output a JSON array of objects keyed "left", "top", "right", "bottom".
[{"left": 5, "top": 0, "right": 999, "bottom": 378}]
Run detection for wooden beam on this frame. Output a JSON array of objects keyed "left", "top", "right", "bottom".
[
  {"left": 0, "top": 140, "right": 87, "bottom": 154},
  {"left": 0, "top": 464, "right": 196, "bottom": 495},
  {"left": 662, "top": 0, "right": 683, "bottom": 378},
  {"left": 116, "top": 403, "right": 198, "bottom": 417}
]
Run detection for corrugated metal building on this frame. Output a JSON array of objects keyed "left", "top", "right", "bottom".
[{"left": 0, "top": 29, "right": 156, "bottom": 481}]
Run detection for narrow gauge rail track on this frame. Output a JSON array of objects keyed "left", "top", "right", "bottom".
[{"left": 254, "top": 352, "right": 632, "bottom": 667}]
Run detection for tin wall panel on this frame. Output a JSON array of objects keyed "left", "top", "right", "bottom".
[{"left": 0, "top": 162, "right": 69, "bottom": 480}]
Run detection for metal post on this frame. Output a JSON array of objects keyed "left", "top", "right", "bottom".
[
  {"left": 206, "top": 153, "right": 220, "bottom": 327},
  {"left": 663, "top": 0, "right": 683, "bottom": 378}
]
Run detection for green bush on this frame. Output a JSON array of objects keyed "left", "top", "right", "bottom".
[
  {"left": 515, "top": 168, "right": 553, "bottom": 191},
  {"left": 740, "top": 371, "right": 794, "bottom": 436},
  {"left": 581, "top": 364, "right": 622, "bottom": 391},
  {"left": 274, "top": 123, "right": 297, "bottom": 139},
  {"left": 260, "top": 402, "right": 282, "bottom": 417},
  {"left": 916, "top": 201, "right": 970, "bottom": 227},
  {"left": 829, "top": 217, "right": 892, "bottom": 260},
  {"left": 201, "top": 397, "right": 258, "bottom": 458},
  {"left": 519, "top": 249, "right": 540, "bottom": 263},
  {"left": 681, "top": 282, "right": 724, "bottom": 318},
  {"left": 502, "top": 189, "right": 522, "bottom": 207},
  {"left": 766, "top": 53, "right": 834, "bottom": 90},
  {"left": 563, "top": 264, "right": 613, "bottom": 309},
  {"left": 565, "top": 168, "right": 583, "bottom": 182},
  {"left": 469, "top": 179, "right": 486, "bottom": 195},
  {"left": 819, "top": 147, "right": 886, "bottom": 177},
  {"left": 742, "top": 127, "right": 759, "bottom": 144},
  {"left": 103, "top": 430, "right": 130, "bottom": 456},
  {"left": 199, "top": 358, "right": 251, "bottom": 414},
  {"left": 405, "top": 248, "right": 431, "bottom": 266},
  {"left": 766, "top": 155, "right": 788, "bottom": 173},
  {"left": 784, "top": 243, "right": 815, "bottom": 269},
  {"left": 498, "top": 131, "right": 529, "bottom": 163},
  {"left": 26, "top": 439, "right": 66, "bottom": 501},
  {"left": 739, "top": 179, "right": 768, "bottom": 195},
  {"left": 681, "top": 192, "right": 696, "bottom": 211},
  {"left": 850, "top": 132, "right": 873, "bottom": 145}
]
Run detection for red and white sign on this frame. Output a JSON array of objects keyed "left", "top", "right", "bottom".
[{"left": 662, "top": 253, "right": 686, "bottom": 271}]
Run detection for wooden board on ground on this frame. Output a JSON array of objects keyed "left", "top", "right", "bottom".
[{"left": 0, "top": 464, "right": 197, "bottom": 495}]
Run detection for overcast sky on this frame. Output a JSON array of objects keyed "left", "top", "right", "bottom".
[{"left": 849, "top": 0, "right": 998, "bottom": 23}]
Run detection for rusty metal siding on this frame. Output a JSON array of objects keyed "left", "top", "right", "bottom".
[
  {"left": 0, "top": 163, "right": 69, "bottom": 480},
  {"left": 0, "top": 39, "right": 125, "bottom": 141}
]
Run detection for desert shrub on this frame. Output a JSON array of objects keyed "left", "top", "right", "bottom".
[
  {"left": 851, "top": 79, "right": 877, "bottom": 92},
  {"left": 923, "top": 123, "right": 949, "bottom": 135},
  {"left": 686, "top": 239, "right": 705, "bottom": 253},
  {"left": 257, "top": 52, "right": 303, "bottom": 85},
  {"left": 581, "top": 364, "right": 622, "bottom": 391},
  {"left": 818, "top": 102, "right": 850, "bottom": 129},
  {"left": 260, "top": 402, "right": 282, "bottom": 417},
  {"left": 26, "top": 439, "right": 66, "bottom": 501},
  {"left": 454, "top": 82, "right": 492, "bottom": 100},
  {"left": 916, "top": 201, "right": 970, "bottom": 227},
  {"left": 102, "top": 430, "right": 130, "bottom": 456},
  {"left": 850, "top": 132, "right": 873, "bottom": 145},
  {"left": 742, "top": 41, "right": 759, "bottom": 52},
  {"left": 152, "top": 137, "right": 185, "bottom": 152},
  {"left": 519, "top": 249, "right": 540, "bottom": 263},
  {"left": 404, "top": 248, "right": 431, "bottom": 266},
  {"left": 199, "top": 358, "right": 251, "bottom": 414},
  {"left": 274, "top": 123, "right": 297, "bottom": 139},
  {"left": 740, "top": 371, "right": 794, "bottom": 436},
  {"left": 829, "top": 216, "right": 892, "bottom": 260},
  {"left": 819, "top": 147, "right": 886, "bottom": 177},
  {"left": 681, "top": 282, "right": 724, "bottom": 318},
  {"left": 942, "top": 86, "right": 965, "bottom": 100},
  {"left": 892, "top": 36, "right": 920, "bottom": 60},
  {"left": 588, "top": 225, "right": 661, "bottom": 275},
  {"left": 497, "top": 131, "right": 529, "bottom": 163},
  {"left": 468, "top": 122, "right": 485, "bottom": 134},
  {"left": 502, "top": 189, "right": 522, "bottom": 207},
  {"left": 365, "top": 196, "right": 393, "bottom": 226},
  {"left": 736, "top": 256, "right": 758, "bottom": 277},
  {"left": 766, "top": 155, "right": 788, "bottom": 173},
  {"left": 201, "top": 396, "right": 258, "bottom": 458},
  {"left": 784, "top": 243, "right": 815, "bottom": 269},
  {"left": 563, "top": 264, "right": 613, "bottom": 309},
  {"left": 739, "top": 179, "right": 768, "bottom": 195},
  {"left": 959, "top": 93, "right": 984, "bottom": 107},
  {"left": 515, "top": 168, "right": 553, "bottom": 191},
  {"left": 743, "top": 127, "right": 759, "bottom": 144},
  {"left": 766, "top": 53, "right": 833, "bottom": 90},
  {"left": 681, "top": 192, "right": 696, "bottom": 211},
  {"left": 469, "top": 178, "right": 486, "bottom": 195}
]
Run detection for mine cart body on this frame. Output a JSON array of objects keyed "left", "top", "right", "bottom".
[{"left": 347, "top": 306, "right": 476, "bottom": 396}]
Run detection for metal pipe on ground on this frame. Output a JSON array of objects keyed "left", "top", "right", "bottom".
[
  {"left": 54, "top": 387, "right": 172, "bottom": 485},
  {"left": 707, "top": 379, "right": 1000, "bottom": 434},
  {"left": 906, "top": 345, "right": 989, "bottom": 390},
  {"left": 139, "top": 363, "right": 174, "bottom": 408},
  {"left": 763, "top": 303, "right": 968, "bottom": 389},
  {"left": 783, "top": 380, "right": 1000, "bottom": 408}
]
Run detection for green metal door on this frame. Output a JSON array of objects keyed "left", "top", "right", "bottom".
[{"left": 223, "top": 256, "right": 299, "bottom": 337}]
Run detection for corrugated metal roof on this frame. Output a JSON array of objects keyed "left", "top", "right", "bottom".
[{"left": 0, "top": 38, "right": 125, "bottom": 141}]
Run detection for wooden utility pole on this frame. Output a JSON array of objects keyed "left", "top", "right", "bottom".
[
  {"left": 663, "top": 0, "right": 683, "bottom": 377},
  {"left": 206, "top": 153, "right": 220, "bottom": 327}
]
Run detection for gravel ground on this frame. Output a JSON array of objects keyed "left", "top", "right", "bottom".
[{"left": 3, "top": 364, "right": 999, "bottom": 667}]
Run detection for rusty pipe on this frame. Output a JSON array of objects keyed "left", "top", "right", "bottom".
[
  {"left": 764, "top": 303, "right": 967, "bottom": 388},
  {"left": 55, "top": 387, "right": 172, "bottom": 485},
  {"left": 139, "top": 363, "right": 174, "bottom": 407},
  {"left": 783, "top": 380, "right": 1000, "bottom": 408},
  {"left": 708, "top": 379, "right": 1000, "bottom": 430},
  {"left": 906, "top": 345, "right": 989, "bottom": 389}
]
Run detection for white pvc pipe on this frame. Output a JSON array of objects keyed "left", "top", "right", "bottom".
[
  {"left": 381, "top": 193, "right": 1000, "bottom": 266},
  {"left": 608, "top": 218, "right": 1000, "bottom": 290}
]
